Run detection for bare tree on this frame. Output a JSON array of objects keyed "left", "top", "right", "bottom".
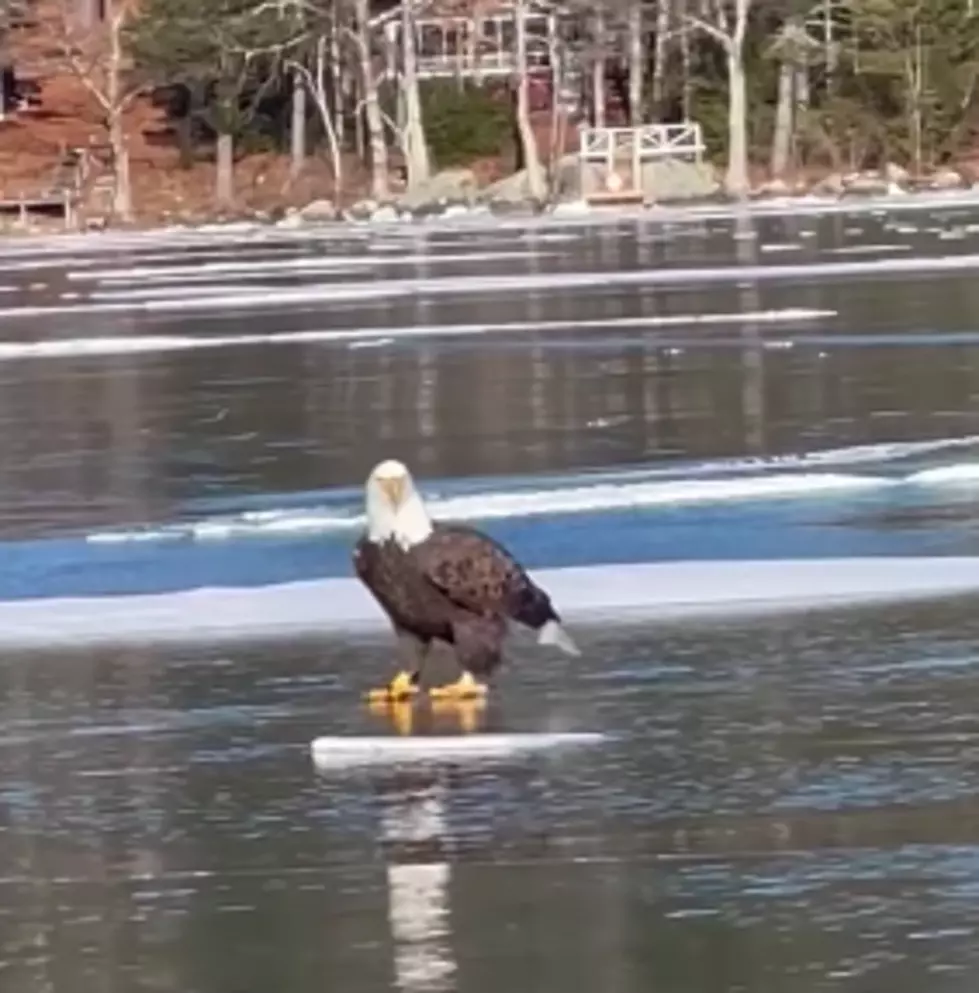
[
  {"left": 296, "top": 0, "right": 429, "bottom": 201},
  {"left": 399, "top": 0, "right": 430, "bottom": 187},
  {"left": 686, "top": 0, "right": 755, "bottom": 196},
  {"left": 627, "top": 0, "right": 643, "bottom": 124},
  {"left": 678, "top": 0, "right": 692, "bottom": 117},
  {"left": 590, "top": 7, "right": 607, "bottom": 127},
  {"left": 651, "top": 0, "right": 671, "bottom": 116},
  {"left": 50, "top": 0, "right": 144, "bottom": 220},
  {"left": 546, "top": 9, "right": 570, "bottom": 185},
  {"left": 287, "top": 32, "right": 344, "bottom": 193},
  {"left": 353, "top": 0, "right": 389, "bottom": 198},
  {"left": 768, "top": 16, "right": 817, "bottom": 179},
  {"left": 290, "top": 67, "right": 307, "bottom": 177},
  {"left": 286, "top": 0, "right": 397, "bottom": 200},
  {"left": 770, "top": 34, "right": 794, "bottom": 177},
  {"left": 286, "top": 2, "right": 308, "bottom": 179},
  {"left": 515, "top": 0, "right": 547, "bottom": 200}
]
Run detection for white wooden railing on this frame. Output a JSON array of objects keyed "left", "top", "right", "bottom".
[
  {"left": 578, "top": 122, "right": 707, "bottom": 201},
  {"left": 579, "top": 123, "right": 706, "bottom": 165},
  {"left": 380, "top": 12, "right": 554, "bottom": 79}
]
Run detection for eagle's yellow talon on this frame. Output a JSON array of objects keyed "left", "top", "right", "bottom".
[
  {"left": 428, "top": 671, "right": 487, "bottom": 701},
  {"left": 364, "top": 670, "right": 418, "bottom": 704}
]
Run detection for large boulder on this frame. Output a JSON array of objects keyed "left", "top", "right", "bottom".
[
  {"left": 550, "top": 199, "right": 591, "bottom": 217},
  {"left": 639, "top": 159, "right": 720, "bottom": 202},
  {"left": 346, "top": 198, "right": 379, "bottom": 220},
  {"left": 484, "top": 154, "right": 718, "bottom": 208},
  {"left": 480, "top": 155, "right": 577, "bottom": 208},
  {"left": 883, "top": 161, "right": 910, "bottom": 185},
  {"left": 841, "top": 172, "right": 891, "bottom": 197},
  {"left": 928, "top": 167, "right": 967, "bottom": 191},
  {"left": 752, "top": 177, "right": 794, "bottom": 199},
  {"left": 810, "top": 173, "right": 846, "bottom": 197},
  {"left": 396, "top": 168, "right": 478, "bottom": 212},
  {"left": 369, "top": 204, "right": 401, "bottom": 223},
  {"left": 480, "top": 168, "right": 535, "bottom": 205},
  {"left": 299, "top": 198, "right": 337, "bottom": 221}
]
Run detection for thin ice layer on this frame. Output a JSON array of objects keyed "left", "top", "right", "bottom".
[{"left": 2, "top": 557, "right": 979, "bottom": 650}]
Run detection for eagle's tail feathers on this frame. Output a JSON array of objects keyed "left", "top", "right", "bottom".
[{"left": 538, "top": 620, "right": 581, "bottom": 657}]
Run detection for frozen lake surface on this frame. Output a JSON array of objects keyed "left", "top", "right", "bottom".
[{"left": 2, "top": 202, "right": 979, "bottom": 991}]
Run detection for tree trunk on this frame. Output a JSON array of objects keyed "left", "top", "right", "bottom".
[
  {"left": 290, "top": 69, "right": 306, "bottom": 180},
  {"left": 215, "top": 131, "right": 234, "bottom": 206},
  {"left": 823, "top": 0, "right": 837, "bottom": 84},
  {"left": 329, "top": 10, "right": 346, "bottom": 146},
  {"left": 400, "top": 0, "right": 430, "bottom": 188},
  {"left": 723, "top": 0, "right": 752, "bottom": 198},
  {"left": 364, "top": 85, "right": 389, "bottom": 199},
  {"left": 652, "top": 0, "right": 669, "bottom": 116},
  {"left": 515, "top": 0, "right": 546, "bottom": 201},
  {"left": 628, "top": 1, "right": 643, "bottom": 126},
  {"left": 770, "top": 53, "right": 794, "bottom": 178},
  {"left": 546, "top": 16, "right": 566, "bottom": 185},
  {"left": 176, "top": 106, "right": 195, "bottom": 169},
  {"left": 591, "top": 9, "right": 606, "bottom": 128},
  {"left": 105, "top": 3, "right": 132, "bottom": 221},
  {"left": 356, "top": 0, "right": 388, "bottom": 199},
  {"left": 680, "top": 0, "right": 692, "bottom": 119},
  {"left": 108, "top": 110, "right": 132, "bottom": 221},
  {"left": 309, "top": 37, "right": 343, "bottom": 197},
  {"left": 908, "top": 28, "right": 923, "bottom": 173},
  {"left": 726, "top": 43, "right": 748, "bottom": 197},
  {"left": 795, "top": 64, "right": 809, "bottom": 115},
  {"left": 77, "top": 0, "right": 102, "bottom": 29},
  {"left": 354, "top": 78, "right": 366, "bottom": 162}
]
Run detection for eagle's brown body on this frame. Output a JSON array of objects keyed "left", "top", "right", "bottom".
[{"left": 353, "top": 522, "right": 561, "bottom": 677}]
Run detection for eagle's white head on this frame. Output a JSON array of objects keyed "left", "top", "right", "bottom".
[{"left": 365, "top": 458, "right": 434, "bottom": 549}]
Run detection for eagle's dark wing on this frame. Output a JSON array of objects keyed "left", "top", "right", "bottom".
[
  {"left": 352, "top": 534, "right": 371, "bottom": 584},
  {"left": 408, "top": 523, "right": 558, "bottom": 630},
  {"left": 352, "top": 533, "right": 456, "bottom": 642}
]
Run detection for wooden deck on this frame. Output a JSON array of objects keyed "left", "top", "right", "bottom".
[
  {"left": 584, "top": 189, "right": 645, "bottom": 207},
  {"left": 0, "top": 139, "right": 101, "bottom": 230},
  {"left": 579, "top": 123, "right": 706, "bottom": 204},
  {"left": 0, "top": 190, "right": 77, "bottom": 229}
]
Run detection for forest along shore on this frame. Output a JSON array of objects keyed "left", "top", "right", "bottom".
[{"left": 1, "top": 0, "right": 978, "bottom": 233}]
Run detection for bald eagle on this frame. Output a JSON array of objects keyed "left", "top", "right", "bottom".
[{"left": 354, "top": 459, "right": 580, "bottom": 703}]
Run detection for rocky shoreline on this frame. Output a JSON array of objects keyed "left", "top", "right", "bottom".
[
  {"left": 270, "top": 159, "right": 979, "bottom": 229},
  {"left": 3, "top": 159, "right": 979, "bottom": 237}
]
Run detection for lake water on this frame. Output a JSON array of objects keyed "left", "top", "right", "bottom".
[{"left": 4, "top": 199, "right": 979, "bottom": 991}]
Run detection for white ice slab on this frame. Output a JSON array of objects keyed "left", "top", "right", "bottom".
[
  {"left": 309, "top": 731, "right": 607, "bottom": 769},
  {"left": 4, "top": 557, "right": 979, "bottom": 650}
]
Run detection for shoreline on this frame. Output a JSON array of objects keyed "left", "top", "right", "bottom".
[{"left": 3, "top": 185, "right": 979, "bottom": 253}]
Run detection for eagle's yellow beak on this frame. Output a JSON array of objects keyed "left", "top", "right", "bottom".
[{"left": 378, "top": 475, "right": 406, "bottom": 509}]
